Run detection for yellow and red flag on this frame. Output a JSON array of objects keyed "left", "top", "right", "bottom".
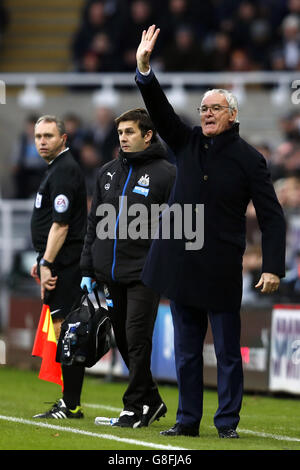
[
  {"left": 32, "top": 304, "right": 63, "bottom": 389},
  {"left": 32, "top": 303, "right": 49, "bottom": 357}
]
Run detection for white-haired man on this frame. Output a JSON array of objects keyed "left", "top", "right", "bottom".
[{"left": 134, "top": 25, "right": 286, "bottom": 438}]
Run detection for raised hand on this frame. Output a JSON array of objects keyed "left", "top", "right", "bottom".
[{"left": 136, "top": 24, "right": 160, "bottom": 73}]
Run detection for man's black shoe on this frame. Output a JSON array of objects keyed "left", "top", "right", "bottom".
[
  {"left": 218, "top": 428, "right": 239, "bottom": 438},
  {"left": 139, "top": 402, "right": 167, "bottom": 427},
  {"left": 111, "top": 410, "right": 141, "bottom": 428},
  {"left": 160, "top": 423, "right": 199, "bottom": 437}
]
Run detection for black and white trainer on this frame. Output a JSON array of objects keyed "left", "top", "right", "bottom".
[
  {"left": 33, "top": 399, "right": 84, "bottom": 419},
  {"left": 112, "top": 410, "right": 141, "bottom": 428},
  {"left": 139, "top": 402, "right": 167, "bottom": 427}
]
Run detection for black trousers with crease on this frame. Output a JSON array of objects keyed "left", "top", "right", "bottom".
[{"left": 105, "top": 281, "right": 162, "bottom": 414}]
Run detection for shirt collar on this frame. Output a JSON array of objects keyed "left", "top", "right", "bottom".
[{"left": 48, "top": 147, "right": 69, "bottom": 165}]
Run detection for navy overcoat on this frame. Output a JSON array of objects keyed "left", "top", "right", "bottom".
[{"left": 136, "top": 72, "right": 286, "bottom": 311}]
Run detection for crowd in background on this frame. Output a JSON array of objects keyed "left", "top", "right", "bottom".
[
  {"left": 243, "top": 108, "right": 300, "bottom": 305},
  {"left": 4, "top": 0, "right": 300, "bottom": 305},
  {"left": 0, "top": 0, "right": 299, "bottom": 73},
  {"left": 71, "top": 0, "right": 300, "bottom": 74}
]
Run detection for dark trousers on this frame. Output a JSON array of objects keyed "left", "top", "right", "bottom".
[
  {"left": 170, "top": 301, "right": 243, "bottom": 431},
  {"left": 106, "top": 281, "right": 162, "bottom": 414},
  {"left": 43, "top": 262, "right": 82, "bottom": 319}
]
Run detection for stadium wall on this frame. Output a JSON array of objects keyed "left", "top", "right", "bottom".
[{"left": 4, "top": 292, "right": 300, "bottom": 395}]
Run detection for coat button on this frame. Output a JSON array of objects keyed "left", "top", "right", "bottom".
[
  {"left": 203, "top": 175, "right": 208, "bottom": 181},
  {"left": 204, "top": 144, "right": 209, "bottom": 149}
]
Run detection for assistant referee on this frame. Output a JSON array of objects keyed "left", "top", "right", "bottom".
[{"left": 30, "top": 115, "right": 87, "bottom": 419}]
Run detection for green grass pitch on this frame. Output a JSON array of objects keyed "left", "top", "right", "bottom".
[{"left": 0, "top": 367, "right": 299, "bottom": 451}]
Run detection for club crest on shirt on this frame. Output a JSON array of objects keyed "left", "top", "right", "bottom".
[
  {"left": 54, "top": 194, "right": 69, "bottom": 213},
  {"left": 138, "top": 174, "right": 149, "bottom": 187}
]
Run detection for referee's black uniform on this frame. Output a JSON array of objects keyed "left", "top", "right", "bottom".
[
  {"left": 31, "top": 147, "right": 87, "bottom": 413},
  {"left": 31, "top": 148, "right": 87, "bottom": 317}
]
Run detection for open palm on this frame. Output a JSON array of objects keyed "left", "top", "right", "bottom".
[{"left": 136, "top": 25, "right": 160, "bottom": 73}]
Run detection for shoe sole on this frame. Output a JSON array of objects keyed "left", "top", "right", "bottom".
[
  {"left": 112, "top": 420, "right": 141, "bottom": 428},
  {"left": 33, "top": 412, "right": 84, "bottom": 419},
  {"left": 148, "top": 403, "right": 167, "bottom": 426},
  {"left": 160, "top": 424, "right": 199, "bottom": 437},
  {"left": 160, "top": 430, "right": 199, "bottom": 437}
]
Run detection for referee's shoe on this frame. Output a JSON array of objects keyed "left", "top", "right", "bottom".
[{"left": 33, "top": 399, "right": 84, "bottom": 419}]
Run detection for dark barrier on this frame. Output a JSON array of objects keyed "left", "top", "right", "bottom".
[{"left": 4, "top": 295, "right": 300, "bottom": 394}]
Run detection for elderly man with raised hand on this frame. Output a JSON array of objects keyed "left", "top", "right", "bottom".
[{"left": 135, "top": 25, "right": 286, "bottom": 438}]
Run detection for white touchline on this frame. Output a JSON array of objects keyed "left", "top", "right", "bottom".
[
  {"left": 87, "top": 404, "right": 300, "bottom": 444},
  {"left": 238, "top": 428, "right": 300, "bottom": 443},
  {"left": 0, "top": 415, "right": 188, "bottom": 451},
  {"left": 83, "top": 403, "right": 122, "bottom": 413}
]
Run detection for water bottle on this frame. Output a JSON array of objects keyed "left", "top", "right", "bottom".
[{"left": 94, "top": 416, "right": 118, "bottom": 426}]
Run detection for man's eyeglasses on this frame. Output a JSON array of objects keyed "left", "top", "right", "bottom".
[{"left": 197, "top": 104, "right": 233, "bottom": 114}]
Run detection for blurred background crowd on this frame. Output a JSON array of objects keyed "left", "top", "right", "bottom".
[
  {"left": 2, "top": 0, "right": 299, "bottom": 73},
  {"left": 70, "top": 0, "right": 300, "bottom": 74},
  {"left": 1, "top": 0, "right": 300, "bottom": 306}
]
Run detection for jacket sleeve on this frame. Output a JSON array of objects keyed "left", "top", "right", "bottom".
[
  {"left": 250, "top": 155, "right": 286, "bottom": 278},
  {"left": 49, "top": 166, "right": 78, "bottom": 224},
  {"left": 164, "top": 164, "right": 177, "bottom": 202},
  {"left": 135, "top": 72, "right": 192, "bottom": 154},
  {"left": 80, "top": 175, "right": 102, "bottom": 277}
]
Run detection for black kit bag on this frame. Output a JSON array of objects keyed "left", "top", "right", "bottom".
[{"left": 57, "top": 290, "right": 112, "bottom": 368}]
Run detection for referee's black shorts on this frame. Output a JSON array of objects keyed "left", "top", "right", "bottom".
[{"left": 41, "top": 262, "right": 82, "bottom": 320}]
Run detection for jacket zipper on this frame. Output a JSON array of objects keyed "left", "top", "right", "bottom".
[{"left": 111, "top": 165, "right": 133, "bottom": 281}]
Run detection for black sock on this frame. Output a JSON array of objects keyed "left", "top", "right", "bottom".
[{"left": 62, "top": 364, "right": 85, "bottom": 410}]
